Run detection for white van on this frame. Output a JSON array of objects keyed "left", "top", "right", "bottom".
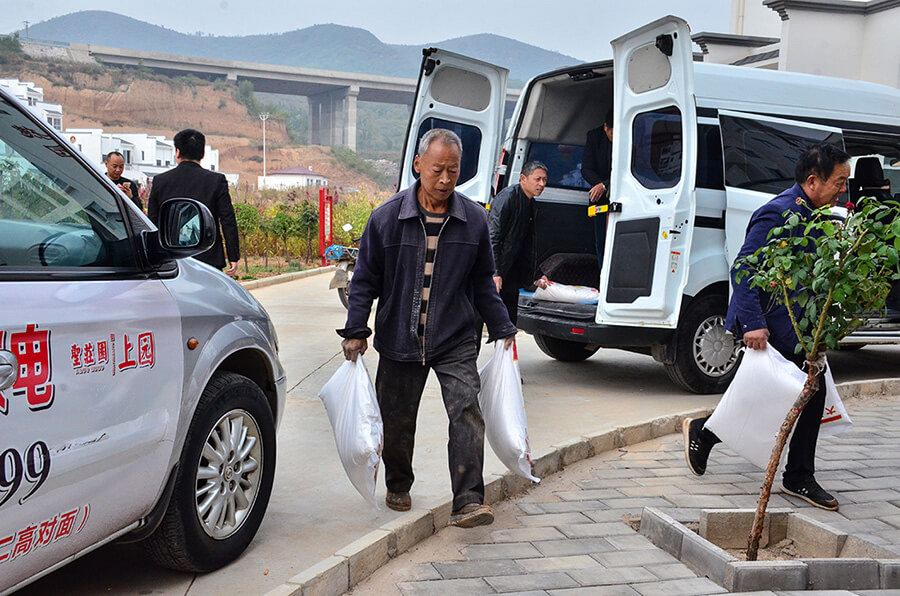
[
  {"left": 399, "top": 16, "right": 900, "bottom": 394},
  {"left": 0, "top": 85, "right": 285, "bottom": 592}
]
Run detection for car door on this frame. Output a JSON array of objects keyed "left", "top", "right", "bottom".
[
  {"left": 597, "top": 16, "right": 698, "bottom": 328},
  {"left": 0, "top": 92, "right": 183, "bottom": 591},
  {"left": 399, "top": 48, "right": 509, "bottom": 203},
  {"left": 717, "top": 110, "right": 845, "bottom": 267}
]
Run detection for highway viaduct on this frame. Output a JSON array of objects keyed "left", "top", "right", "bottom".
[{"left": 75, "top": 44, "right": 521, "bottom": 152}]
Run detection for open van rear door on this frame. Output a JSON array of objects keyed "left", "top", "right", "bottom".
[
  {"left": 717, "top": 110, "right": 844, "bottom": 267},
  {"left": 598, "top": 16, "right": 697, "bottom": 328},
  {"left": 399, "top": 49, "right": 509, "bottom": 203}
]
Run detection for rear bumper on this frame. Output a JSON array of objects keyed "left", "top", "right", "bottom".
[
  {"left": 517, "top": 297, "right": 673, "bottom": 347},
  {"left": 841, "top": 316, "right": 900, "bottom": 346}
]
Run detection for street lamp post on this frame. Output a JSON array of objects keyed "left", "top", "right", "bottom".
[{"left": 259, "top": 112, "right": 269, "bottom": 186}]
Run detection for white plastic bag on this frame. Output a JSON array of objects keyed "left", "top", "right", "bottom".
[
  {"left": 533, "top": 281, "right": 599, "bottom": 304},
  {"left": 318, "top": 355, "right": 384, "bottom": 507},
  {"left": 478, "top": 341, "right": 540, "bottom": 483},
  {"left": 704, "top": 346, "right": 852, "bottom": 470}
]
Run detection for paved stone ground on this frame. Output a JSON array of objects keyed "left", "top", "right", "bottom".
[{"left": 352, "top": 395, "right": 900, "bottom": 595}]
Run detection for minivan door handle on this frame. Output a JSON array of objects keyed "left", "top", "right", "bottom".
[{"left": 0, "top": 350, "right": 18, "bottom": 391}]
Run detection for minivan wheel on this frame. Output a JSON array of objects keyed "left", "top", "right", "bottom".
[
  {"left": 143, "top": 372, "right": 276, "bottom": 572},
  {"left": 664, "top": 295, "right": 740, "bottom": 394},
  {"left": 534, "top": 334, "right": 599, "bottom": 362}
]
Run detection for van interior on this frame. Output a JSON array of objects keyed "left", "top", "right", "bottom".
[{"left": 501, "top": 65, "right": 614, "bottom": 291}]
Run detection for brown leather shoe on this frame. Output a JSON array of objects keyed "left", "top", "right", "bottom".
[
  {"left": 386, "top": 491, "right": 411, "bottom": 512},
  {"left": 449, "top": 503, "right": 494, "bottom": 528}
]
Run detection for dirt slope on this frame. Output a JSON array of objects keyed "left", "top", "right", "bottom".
[{"left": 7, "top": 64, "right": 381, "bottom": 191}]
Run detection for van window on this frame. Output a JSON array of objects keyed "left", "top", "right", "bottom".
[
  {"left": 412, "top": 117, "right": 481, "bottom": 186},
  {"left": 697, "top": 124, "right": 725, "bottom": 190},
  {"left": 526, "top": 142, "right": 591, "bottom": 190},
  {"left": 631, "top": 106, "right": 682, "bottom": 190},
  {"left": 0, "top": 98, "right": 135, "bottom": 269},
  {"left": 431, "top": 67, "right": 492, "bottom": 112},
  {"left": 719, "top": 115, "right": 843, "bottom": 195}
]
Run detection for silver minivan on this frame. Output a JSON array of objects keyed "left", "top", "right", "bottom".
[{"left": 0, "top": 85, "right": 285, "bottom": 593}]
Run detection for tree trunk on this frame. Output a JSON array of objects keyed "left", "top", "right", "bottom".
[{"left": 746, "top": 361, "right": 820, "bottom": 561}]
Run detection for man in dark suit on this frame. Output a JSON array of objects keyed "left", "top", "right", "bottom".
[
  {"left": 683, "top": 143, "right": 851, "bottom": 511},
  {"left": 148, "top": 129, "right": 240, "bottom": 275},
  {"left": 105, "top": 151, "right": 142, "bottom": 211},
  {"left": 581, "top": 108, "right": 614, "bottom": 272}
]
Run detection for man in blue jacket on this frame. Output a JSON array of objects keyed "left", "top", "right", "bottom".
[
  {"left": 339, "top": 129, "right": 517, "bottom": 528},
  {"left": 683, "top": 143, "right": 851, "bottom": 511}
]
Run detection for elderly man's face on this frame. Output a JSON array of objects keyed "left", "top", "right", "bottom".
[
  {"left": 805, "top": 162, "right": 850, "bottom": 208},
  {"left": 106, "top": 154, "right": 125, "bottom": 179},
  {"left": 413, "top": 141, "right": 461, "bottom": 202}
]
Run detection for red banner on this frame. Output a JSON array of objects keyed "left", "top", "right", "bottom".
[{"left": 319, "top": 188, "right": 334, "bottom": 266}]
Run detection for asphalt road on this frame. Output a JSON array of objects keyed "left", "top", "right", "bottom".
[{"left": 20, "top": 274, "right": 900, "bottom": 595}]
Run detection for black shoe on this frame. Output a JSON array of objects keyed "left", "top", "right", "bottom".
[
  {"left": 386, "top": 491, "right": 411, "bottom": 512},
  {"left": 449, "top": 503, "right": 494, "bottom": 529},
  {"left": 782, "top": 479, "right": 840, "bottom": 511},
  {"left": 683, "top": 418, "right": 712, "bottom": 477}
]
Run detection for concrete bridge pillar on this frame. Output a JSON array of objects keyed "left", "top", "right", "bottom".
[{"left": 307, "top": 85, "right": 359, "bottom": 151}]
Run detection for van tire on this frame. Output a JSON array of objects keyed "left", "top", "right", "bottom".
[
  {"left": 142, "top": 372, "right": 276, "bottom": 572},
  {"left": 534, "top": 334, "right": 599, "bottom": 362},
  {"left": 664, "top": 295, "right": 740, "bottom": 394}
]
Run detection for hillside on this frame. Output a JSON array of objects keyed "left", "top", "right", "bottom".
[
  {"left": 0, "top": 53, "right": 388, "bottom": 191},
  {"left": 21, "top": 11, "right": 581, "bottom": 82}
]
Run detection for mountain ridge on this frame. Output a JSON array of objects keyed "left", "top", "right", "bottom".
[{"left": 19, "top": 11, "right": 582, "bottom": 82}]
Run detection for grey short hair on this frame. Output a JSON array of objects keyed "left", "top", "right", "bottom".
[
  {"left": 417, "top": 128, "right": 463, "bottom": 156},
  {"left": 522, "top": 160, "right": 548, "bottom": 177}
]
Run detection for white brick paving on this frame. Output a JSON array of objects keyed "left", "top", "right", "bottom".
[{"left": 378, "top": 397, "right": 900, "bottom": 595}]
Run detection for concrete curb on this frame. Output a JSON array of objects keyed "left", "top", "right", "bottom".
[
  {"left": 240, "top": 266, "right": 334, "bottom": 291},
  {"left": 264, "top": 377, "right": 895, "bottom": 596}
]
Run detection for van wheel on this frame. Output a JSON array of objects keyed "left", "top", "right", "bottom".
[
  {"left": 664, "top": 295, "right": 740, "bottom": 394},
  {"left": 143, "top": 372, "right": 276, "bottom": 572},
  {"left": 534, "top": 334, "right": 599, "bottom": 362}
]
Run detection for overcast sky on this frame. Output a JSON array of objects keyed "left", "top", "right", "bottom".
[{"left": 3, "top": 0, "right": 732, "bottom": 61}]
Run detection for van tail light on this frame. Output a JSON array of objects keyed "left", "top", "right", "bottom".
[{"left": 570, "top": 327, "right": 586, "bottom": 336}]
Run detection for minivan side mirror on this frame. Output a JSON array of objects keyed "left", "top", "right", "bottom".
[{"left": 144, "top": 198, "right": 215, "bottom": 265}]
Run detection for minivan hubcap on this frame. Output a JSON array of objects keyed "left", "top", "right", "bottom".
[
  {"left": 195, "top": 409, "right": 262, "bottom": 539},
  {"left": 693, "top": 315, "right": 739, "bottom": 377}
]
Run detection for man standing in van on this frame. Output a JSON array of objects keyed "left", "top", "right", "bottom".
[
  {"left": 581, "top": 108, "right": 614, "bottom": 271},
  {"left": 489, "top": 160, "right": 548, "bottom": 324},
  {"left": 683, "top": 143, "right": 851, "bottom": 511},
  {"left": 338, "top": 129, "right": 518, "bottom": 528}
]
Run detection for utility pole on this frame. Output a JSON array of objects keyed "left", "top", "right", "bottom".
[
  {"left": 259, "top": 112, "right": 269, "bottom": 185},
  {"left": 22, "top": 21, "right": 30, "bottom": 38}
]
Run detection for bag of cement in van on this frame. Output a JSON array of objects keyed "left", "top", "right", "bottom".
[
  {"left": 319, "top": 355, "right": 383, "bottom": 507},
  {"left": 704, "top": 346, "right": 851, "bottom": 470},
  {"left": 478, "top": 341, "right": 539, "bottom": 483},
  {"left": 533, "top": 279, "right": 600, "bottom": 304}
]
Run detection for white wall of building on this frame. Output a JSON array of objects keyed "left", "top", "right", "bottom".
[
  {"left": 731, "top": 0, "right": 782, "bottom": 38},
  {"left": 258, "top": 174, "right": 329, "bottom": 190}
]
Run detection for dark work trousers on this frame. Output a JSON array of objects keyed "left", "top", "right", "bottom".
[
  {"left": 698, "top": 352, "right": 827, "bottom": 485},
  {"left": 375, "top": 340, "right": 485, "bottom": 512},
  {"left": 593, "top": 212, "right": 608, "bottom": 272}
]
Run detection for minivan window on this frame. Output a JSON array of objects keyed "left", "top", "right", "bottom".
[
  {"left": 412, "top": 117, "right": 482, "bottom": 186},
  {"left": 0, "top": 97, "right": 135, "bottom": 269},
  {"left": 719, "top": 115, "right": 844, "bottom": 195},
  {"left": 526, "top": 142, "right": 591, "bottom": 190},
  {"left": 631, "top": 106, "right": 683, "bottom": 190},
  {"left": 697, "top": 124, "right": 725, "bottom": 190}
]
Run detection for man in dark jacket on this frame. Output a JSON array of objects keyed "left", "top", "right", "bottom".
[
  {"left": 148, "top": 129, "right": 240, "bottom": 274},
  {"left": 339, "top": 129, "right": 517, "bottom": 528},
  {"left": 489, "top": 160, "right": 547, "bottom": 323},
  {"left": 105, "top": 151, "right": 142, "bottom": 211},
  {"left": 683, "top": 143, "right": 851, "bottom": 511},
  {"left": 581, "top": 108, "right": 614, "bottom": 271}
]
